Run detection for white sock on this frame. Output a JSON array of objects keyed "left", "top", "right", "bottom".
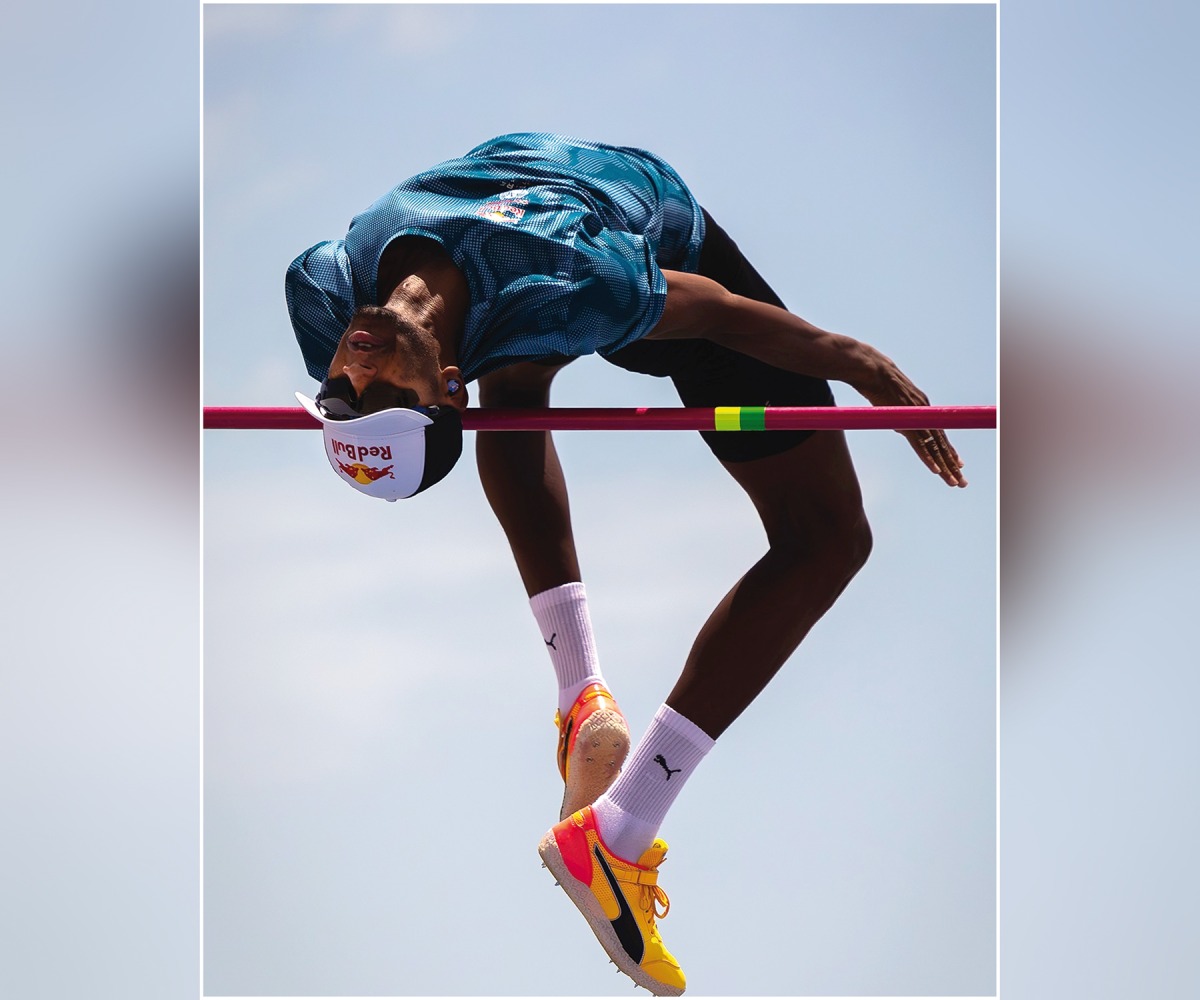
[
  {"left": 530, "top": 582, "right": 606, "bottom": 716},
  {"left": 591, "top": 704, "right": 715, "bottom": 862}
]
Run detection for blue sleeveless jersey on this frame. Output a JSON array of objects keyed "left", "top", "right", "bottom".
[{"left": 287, "top": 133, "right": 705, "bottom": 382}]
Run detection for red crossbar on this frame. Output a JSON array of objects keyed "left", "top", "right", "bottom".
[{"left": 202, "top": 405, "right": 996, "bottom": 431}]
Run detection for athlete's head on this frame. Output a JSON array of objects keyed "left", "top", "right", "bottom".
[{"left": 296, "top": 305, "right": 467, "bottom": 501}]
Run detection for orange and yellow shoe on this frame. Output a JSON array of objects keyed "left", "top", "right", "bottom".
[
  {"left": 538, "top": 806, "right": 686, "bottom": 996},
  {"left": 555, "top": 683, "right": 630, "bottom": 820}
]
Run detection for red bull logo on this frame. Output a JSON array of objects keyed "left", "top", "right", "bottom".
[
  {"left": 331, "top": 439, "right": 393, "bottom": 463},
  {"left": 475, "top": 194, "right": 528, "bottom": 223},
  {"left": 336, "top": 459, "right": 394, "bottom": 485}
]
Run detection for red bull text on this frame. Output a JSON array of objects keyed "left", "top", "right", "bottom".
[{"left": 331, "top": 439, "right": 392, "bottom": 463}]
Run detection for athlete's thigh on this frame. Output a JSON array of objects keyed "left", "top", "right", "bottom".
[{"left": 719, "top": 430, "right": 867, "bottom": 546}]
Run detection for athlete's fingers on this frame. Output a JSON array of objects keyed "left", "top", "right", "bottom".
[
  {"left": 902, "top": 428, "right": 968, "bottom": 487},
  {"left": 930, "top": 431, "right": 967, "bottom": 487},
  {"left": 937, "top": 433, "right": 966, "bottom": 482}
]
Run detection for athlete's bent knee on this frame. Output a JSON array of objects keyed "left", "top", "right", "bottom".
[
  {"left": 844, "top": 509, "right": 873, "bottom": 578},
  {"left": 771, "top": 504, "right": 872, "bottom": 591},
  {"left": 816, "top": 506, "right": 872, "bottom": 588}
]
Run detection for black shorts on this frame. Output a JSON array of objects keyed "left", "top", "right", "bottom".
[{"left": 602, "top": 208, "right": 835, "bottom": 463}]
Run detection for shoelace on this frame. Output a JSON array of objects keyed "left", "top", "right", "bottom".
[
  {"left": 621, "top": 866, "right": 671, "bottom": 922},
  {"left": 643, "top": 883, "right": 671, "bottom": 921}
]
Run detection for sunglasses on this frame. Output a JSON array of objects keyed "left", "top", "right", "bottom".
[{"left": 316, "top": 375, "right": 439, "bottom": 420}]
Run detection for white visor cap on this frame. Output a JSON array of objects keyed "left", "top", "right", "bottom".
[{"left": 296, "top": 392, "right": 439, "bottom": 501}]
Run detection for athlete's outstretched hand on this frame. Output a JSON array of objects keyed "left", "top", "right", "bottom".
[
  {"left": 853, "top": 351, "right": 968, "bottom": 488},
  {"left": 649, "top": 272, "right": 970, "bottom": 486}
]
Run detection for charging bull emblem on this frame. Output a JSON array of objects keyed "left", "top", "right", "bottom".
[
  {"left": 475, "top": 196, "right": 528, "bottom": 223},
  {"left": 336, "top": 460, "right": 394, "bottom": 485}
]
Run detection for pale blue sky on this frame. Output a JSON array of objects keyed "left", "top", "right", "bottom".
[{"left": 203, "top": 5, "right": 996, "bottom": 996}]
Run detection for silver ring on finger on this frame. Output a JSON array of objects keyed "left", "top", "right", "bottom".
[{"left": 922, "top": 435, "right": 935, "bottom": 444}]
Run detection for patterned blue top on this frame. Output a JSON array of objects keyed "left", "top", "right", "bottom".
[{"left": 287, "top": 133, "right": 705, "bottom": 382}]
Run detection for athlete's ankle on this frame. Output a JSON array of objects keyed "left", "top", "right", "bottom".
[
  {"left": 591, "top": 795, "right": 658, "bottom": 863},
  {"left": 530, "top": 582, "right": 608, "bottom": 715}
]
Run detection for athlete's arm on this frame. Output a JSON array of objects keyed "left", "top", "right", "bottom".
[
  {"left": 650, "top": 270, "right": 885, "bottom": 387},
  {"left": 647, "top": 270, "right": 967, "bottom": 487}
]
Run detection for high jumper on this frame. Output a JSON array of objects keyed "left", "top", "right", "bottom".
[{"left": 283, "top": 132, "right": 971, "bottom": 996}]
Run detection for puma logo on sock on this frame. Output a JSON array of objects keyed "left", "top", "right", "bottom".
[{"left": 654, "top": 754, "right": 682, "bottom": 780}]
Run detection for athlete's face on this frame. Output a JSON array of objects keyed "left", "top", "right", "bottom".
[{"left": 325, "top": 305, "right": 459, "bottom": 411}]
